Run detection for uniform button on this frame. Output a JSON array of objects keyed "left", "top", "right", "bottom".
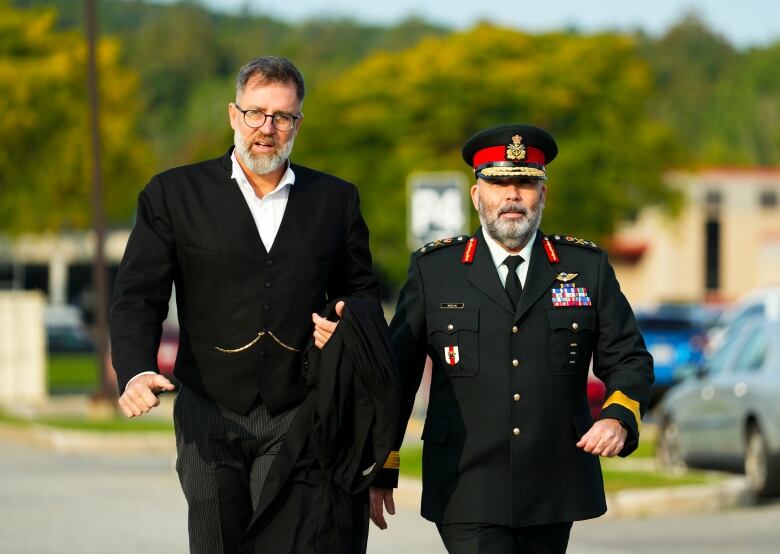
[
  {"left": 571, "top": 322, "right": 579, "bottom": 330},
  {"left": 512, "top": 326, "right": 518, "bottom": 334},
  {"left": 265, "top": 281, "right": 272, "bottom": 288},
  {"left": 512, "top": 359, "right": 519, "bottom": 367},
  {"left": 512, "top": 428, "right": 521, "bottom": 436},
  {"left": 513, "top": 393, "right": 521, "bottom": 401},
  {"left": 447, "top": 324, "right": 454, "bottom": 331},
  {"left": 263, "top": 305, "right": 271, "bottom": 312},
  {"left": 266, "top": 259, "right": 274, "bottom": 266}
]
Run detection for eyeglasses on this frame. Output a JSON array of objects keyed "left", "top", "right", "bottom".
[{"left": 233, "top": 104, "right": 302, "bottom": 132}]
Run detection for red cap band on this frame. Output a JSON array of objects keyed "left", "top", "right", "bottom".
[{"left": 473, "top": 145, "right": 546, "bottom": 168}]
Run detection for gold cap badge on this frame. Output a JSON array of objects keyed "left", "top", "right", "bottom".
[{"left": 506, "top": 135, "right": 527, "bottom": 161}]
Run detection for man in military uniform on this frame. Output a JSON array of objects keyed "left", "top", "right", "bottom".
[{"left": 369, "top": 124, "right": 654, "bottom": 553}]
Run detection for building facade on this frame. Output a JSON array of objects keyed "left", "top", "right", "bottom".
[{"left": 610, "top": 168, "right": 780, "bottom": 307}]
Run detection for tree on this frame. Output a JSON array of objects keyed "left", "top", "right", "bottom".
[
  {"left": 637, "top": 13, "right": 739, "bottom": 165},
  {"left": 0, "top": 1, "right": 152, "bottom": 232},
  {"left": 703, "top": 42, "right": 780, "bottom": 165},
  {"left": 294, "top": 25, "right": 680, "bottom": 286}
]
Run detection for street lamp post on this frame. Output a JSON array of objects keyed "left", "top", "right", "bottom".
[{"left": 85, "top": 0, "right": 114, "bottom": 403}]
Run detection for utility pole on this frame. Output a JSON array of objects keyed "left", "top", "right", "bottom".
[{"left": 85, "top": 0, "right": 114, "bottom": 403}]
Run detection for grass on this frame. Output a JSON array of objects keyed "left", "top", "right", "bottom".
[
  {"left": 601, "top": 468, "right": 718, "bottom": 492},
  {"left": 0, "top": 410, "right": 174, "bottom": 433},
  {"left": 48, "top": 353, "right": 100, "bottom": 392},
  {"left": 632, "top": 437, "right": 655, "bottom": 459},
  {"left": 398, "top": 443, "right": 721, "bottom": 493}
]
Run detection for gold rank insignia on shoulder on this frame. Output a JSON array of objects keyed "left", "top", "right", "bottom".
[
  {"left": 549, "top": 234, "right": 599, "bottom": 250},
  {"left": 418, "top": 235, "right": 466, "bottom": 255},
  {"left": 555, "top": 272, "right": 579, "bottom": 282},
  {"left": 506, "top": 135, "right": 527, "bottom": 161}
]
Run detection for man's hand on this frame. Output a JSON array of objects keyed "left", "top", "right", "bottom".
[
  {"left": 576, "top": 418, "right": 627, "bottom": 457},
  {"left": 118, "top": 373, "right": 175, "bottom": 418},
  {"left": 369, "top": 487, "right": 395, "bottom": 530},
  {"left": 311, "top": 300, "right": 345, "bottom": 349}
]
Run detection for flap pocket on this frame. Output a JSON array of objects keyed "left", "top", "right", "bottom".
[
  {"left": 573, "top": 411, "right": 594, "bottom": 439},
  {"left": 547, "top": 309, "right": 596, "bottom": 332},
  {"left": 421, "top": 416, "right": 450, "bottom": 444},
  {"left": 428, "top": 309, "right": 479, "bottom": 334}
]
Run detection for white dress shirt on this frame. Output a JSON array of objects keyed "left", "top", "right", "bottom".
[
  {"left": 231, "top": 150, "right": 296, "bottom": 252},
  {"left": 481, "top": 229, "right": 537, "bottom": 288}
]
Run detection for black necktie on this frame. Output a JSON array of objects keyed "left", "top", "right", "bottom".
[{"left": 504, "top": 255, "right": 524, "bottom": 309}]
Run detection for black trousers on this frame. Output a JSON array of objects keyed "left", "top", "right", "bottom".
[
  {"left": 437, "top": 521, "right": 573, "bottom": 554},
  {"left": 173, "top": 385, "right": 299, "bottom": 554}
]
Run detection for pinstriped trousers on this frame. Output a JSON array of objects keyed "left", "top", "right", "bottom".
[{"left": 173, "top": 385, "right": 299, "bottom": 553}]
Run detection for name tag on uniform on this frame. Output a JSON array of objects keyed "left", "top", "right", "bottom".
[{"left": 440, "top": 303, "right": 465, "bottom": 309}]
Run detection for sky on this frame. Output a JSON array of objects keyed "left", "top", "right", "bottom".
[{"left": 180, "top": 0, "right": 779, "bottom": 48}]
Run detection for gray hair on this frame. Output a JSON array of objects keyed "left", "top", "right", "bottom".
[{"left": 235, "top": 56, "right": 305, "bottom": 103}]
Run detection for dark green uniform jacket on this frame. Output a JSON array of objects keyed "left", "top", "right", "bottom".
[{"left": 374, "top": 229, "right": 653, "bottom": 527}]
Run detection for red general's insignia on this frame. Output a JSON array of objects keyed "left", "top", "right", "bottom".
[
  {"left": 445, "top": 345, "right": 460, "bottom": 365},
  {"left": 543, "top": 237, "right": 560, "bottom": 263},
  {"left": 462, "top": 237, "right": 477, "bottom": 264}
]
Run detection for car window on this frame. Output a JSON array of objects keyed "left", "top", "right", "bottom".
[
  {"left": 732, "top": 326, "right": 767, "bottom": 374},
  {"left": 704, "top": 329, "right": 745, "bottom": 376},
  {"left": 725, "top": 306, "right": 764, "bottom": 340}
]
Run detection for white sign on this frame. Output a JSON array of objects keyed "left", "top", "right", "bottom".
[{"left": 408, "top": 172, "right": 469, "bottom": 250}]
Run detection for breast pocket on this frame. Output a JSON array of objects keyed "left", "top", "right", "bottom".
[
  {"left": 427, "top": 309, "right": 480, "bottom": 377},
  {"left": 547, "top": 309, "right": 596, "bottom": 375}
]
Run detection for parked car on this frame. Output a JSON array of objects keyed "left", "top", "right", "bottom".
[
  {"left": 587, "top": 371, "right": 606, "bottom": 421},
  {"left": 45, "top": 305, "right": 94, "bottom": 353},
  {"left": 707, "top": 286, "right": 780, "bottom": 354},
  {"left": 157, "top": 323, "right": 179, "bottom": 379},
  {"left": 655, "top": 312, "right": 780, "bottom": 497},
  {"left": 635, "top": 305, "right": 716, "bottom": 405}
]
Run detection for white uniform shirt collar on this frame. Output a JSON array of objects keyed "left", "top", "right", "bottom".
[{"left": 481, "top": 228, "right": 537, "bottom": 288}]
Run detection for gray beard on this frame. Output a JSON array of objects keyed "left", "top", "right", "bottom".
[
  {"left": 479, "top": 197, "right": 543, "bottom": 251},
  {"left": 233, "top": 128, "right": 294, "bottom": 175}
]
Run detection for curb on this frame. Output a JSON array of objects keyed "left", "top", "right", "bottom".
[
  {"left": 603, "top": 475, "right": 751, "bottom": 519},
  {"left": 0, "top": 422, "right": 175, "bottom": 456}
]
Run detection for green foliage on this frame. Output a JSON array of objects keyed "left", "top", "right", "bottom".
[
  {"left": 639, "top": 13, "right": 780, "bottom": 166},
  {"left": 5, "top": 2, "right": 780, "bottom": 287},
  {"left": 295, "top": 25, "right": 679, "bottom": 284},
  {"left": 0, "top": 1, "right": 152, "bottom": 232}
]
